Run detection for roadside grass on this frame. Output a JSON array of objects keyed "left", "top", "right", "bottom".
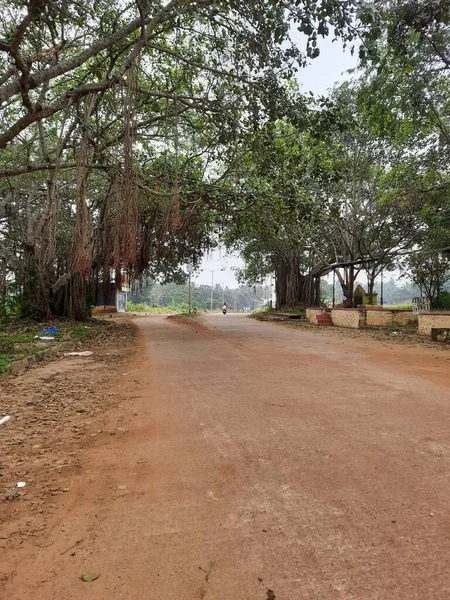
[
  {"left": 252, "top": 306, "right": 273, "bottom": 314},
  {"left": 0, "top": 319, "right": 113, "bottom": 374},
  {"left": 126, "top": 302, "right": 179, "bottom": 314},
  {"left": 254, "top": 306, "right": 307, "bottom": 317},
  {"left": 69, "top": 324, "right": 93, "bottom": 343},
  {"left": 383, "top": 303, "right": 413, "bottom": 310},
  {"left": 0, "top": 353, "right": 14, "bottom": 373}
]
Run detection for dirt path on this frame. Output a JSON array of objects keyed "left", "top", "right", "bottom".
[{"left": 2, "top": 314, "right": 450, "bottom": 599}]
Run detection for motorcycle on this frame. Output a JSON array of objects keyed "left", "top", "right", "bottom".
[{"left": 222, "top": 309, "right": 227, "bottom": 315}]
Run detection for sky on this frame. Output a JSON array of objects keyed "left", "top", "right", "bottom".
[{"left": 193, "top": 34, "right": 358, "bottom": 288}]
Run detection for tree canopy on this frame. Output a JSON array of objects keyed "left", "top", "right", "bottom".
[{"left": 0, "top": 0, "right": 449, "bottom": 318}]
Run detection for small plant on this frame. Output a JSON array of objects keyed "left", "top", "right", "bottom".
[
  {"left": 7, "top": 334, "right": 35, "bottom": 344},
  {"left": 71, "top": 325, "right": 93, "bottom": 342},
  {"left": 0, "top": 353, "right": 14, "bottom": 374},
  {"left": 0, "top": 339, "right": 14, "bottom": 354}
]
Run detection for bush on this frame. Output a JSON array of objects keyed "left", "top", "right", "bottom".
[
  {"left": 434, "top": 291, "right": 450, "bottom": 310},
  {"left": 0, "top": 339, "right": 15, "bottom": 353},
  {"left": 127, "top": 301, "right": 150, "bottom": 312},
  {"left": 126, "top": 302, "right": 180, "bottom": 314}
]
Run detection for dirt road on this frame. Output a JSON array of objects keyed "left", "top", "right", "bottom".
[{"left": 3, "top": 314, "right": 450, "bottom": 599}]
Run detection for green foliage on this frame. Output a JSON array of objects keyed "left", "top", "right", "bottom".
[
  {"left": 129, "top": 281, "right": 270, "bottom": 312},
  {"left": 435, "top": 291, "right": 450, "bottom": 310},
  {"left": 0, "top": 339, "right": 14, "bottom": 353},
  {"left": 0, "top": 353, "right": 14, "bottom": 374},
  {"left": 1, "top": 0, "right": 450, "bottom": 317},
  {"left": 70, "top": 326, "right": 93, "bottom": 343},
  {"left": 5, "top": 334, "right": 35, "bottom": 344},
  {"left": 383, "top": 303, "right": 413, "bottom": 310},
  {"left": 404, "top": 250, "right": 450, "bottom": 305},
  {"left": 126, "top": 302, "right": 178, "bottom": 314}
]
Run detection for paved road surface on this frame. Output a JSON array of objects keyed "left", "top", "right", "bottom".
[{"left": 5, "top": 315, "right": 450, "bottom": 599}]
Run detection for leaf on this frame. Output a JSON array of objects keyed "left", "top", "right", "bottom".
[{"left": 81, "top": 572, "right": 100, "bottom": 583}]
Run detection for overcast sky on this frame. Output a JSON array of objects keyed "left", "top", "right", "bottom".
[{"left": 193, "top": 35, "right": 358, "bottom": 288}]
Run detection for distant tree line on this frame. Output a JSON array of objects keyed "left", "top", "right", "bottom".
[{"left": 129, "top": 280, "right": 272, "bottom": 312}]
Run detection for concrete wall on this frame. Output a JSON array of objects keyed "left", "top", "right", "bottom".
[
  {"left": 331, "top": 309, "right": 362, "bottom": 329},
  {"left": 418, "top": 313, "right": 450, "bottom": 336},
  {"left": 306, "top": 308, "right": 324, "bottom": 325},
  {"left": 365, "top": 309, "right": 417, "bottom": 327}
]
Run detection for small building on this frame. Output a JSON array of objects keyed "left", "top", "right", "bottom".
[
  {"left": 353, "top": 284, "right": 377, "bottom": 307},
  {"left": 93, "top": 273, "right": 130, "bottom": 314}
]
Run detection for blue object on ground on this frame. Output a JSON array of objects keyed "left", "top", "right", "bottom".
[{"left": 41, "top": 327, "right": 59, "bottom": 335}]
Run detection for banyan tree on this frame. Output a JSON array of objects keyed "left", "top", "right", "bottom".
[{"left": 0, "top": 1, "right": 359, "bottom": 319}]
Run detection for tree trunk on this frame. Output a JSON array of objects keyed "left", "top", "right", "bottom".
[
  {"left": 0, "top": 257, "right": 6, "bottom": 319},
  {"left": 52, "top": 273, "right": 92, "bottom": 321},
  {"left": 298, "top": 272, "right": 320, "bottom": 306},
  {"left": 275, "top": 254, "right": 322, "bottom": 309},
  {"left": 275, "top": 262, "right": 287, "bottom": 309},
  {"left": 285, "top": 255, "right": 300, "bottom": 306},
  {"left": 20, "top": 243, "right": 52, "bottom": 319},
  {"left": 367, "top": 270, "right": 376, "bottom": 305},
  {"left": 338, "top": 266, "right": 356, "bottom": 308}
]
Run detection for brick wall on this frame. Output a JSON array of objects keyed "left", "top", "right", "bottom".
[
  {"left": 331, "top": 309, "right": 362, "bottom": 329},
  {"left": 365, "top": 309, "right": 416, "bottom": 327},
  {"left": 418, "top": 313, "right": 450, "bottom": 336}
]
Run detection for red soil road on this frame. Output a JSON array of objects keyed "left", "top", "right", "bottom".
[{"left": 3, "top": 314, "right": 450, "bottom": 599}]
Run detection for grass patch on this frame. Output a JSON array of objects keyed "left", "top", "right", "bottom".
[
  {"left": 0, "top": 317, "right": 136, "bottom": 376},
  {"left": 252, "top": 306, "right": 274, "bottom": 314},
  {"left": 6, "top": 333, "right": 36, "bottom": 344},
  {"left": 383, "top": 303, "right": 413, "bottom": 310},
  {"left": 0, "top": 320, "right": 99, "bottom": 374},
  {"left": 126, "top": 302, "right": 179, "bottom": 314},
  {"left": 69, "top": 324, "right": 93, "bottom": 342},
  {"left": 0, "top": 353, "right": 14, "bottom": 374}
]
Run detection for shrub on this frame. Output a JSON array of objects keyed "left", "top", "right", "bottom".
[{"left": 435, "top": 291, "right": 450, "bottom": 310}]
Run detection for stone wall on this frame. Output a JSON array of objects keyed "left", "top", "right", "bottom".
[
  {"left": 365, "top": 309, "right": 417, "bottom": 327},
  {"left": 331, "top": 309, "right": 363, "bottom": 329},
  {"left": 418, "top": 313, "right": 450, "bottom": 336},
  {"left": 306, "top": 308, "right": 324, "bottom": 325}
]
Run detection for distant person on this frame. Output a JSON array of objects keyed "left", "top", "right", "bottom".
[{"left": 222, "top": 302, "right": 228, "bottom": 314}]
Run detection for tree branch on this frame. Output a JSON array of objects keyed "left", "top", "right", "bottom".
[
  {"left": 0, "top": 80, "right": 113, "bottom": 148},
  {"left": 0, "top": 0, "right": 196, "bottom": 104},
  {"left": 0, "top": 162, "right": 109, "bottom": 179}
]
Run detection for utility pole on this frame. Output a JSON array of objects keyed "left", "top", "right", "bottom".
[
  {"left": 186, "top": 263, "right": 193, "bottom": 313},
  {"left": 188, "top": 273, "right": 191, "bottom": 313},
  {"left": 332, "top": 270, "right": 336, "bottom": 308},
  {"left": 203, "top": 268, "right": 224, "bottom": 311}
]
